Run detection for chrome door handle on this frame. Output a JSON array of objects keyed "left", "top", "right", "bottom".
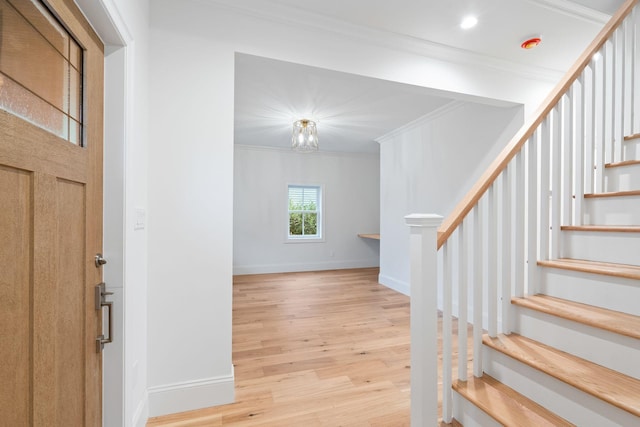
[
  {"left": 95, "top": 253, "right": 107, "bottom": 267},
  {"left": 95, "top": 283, "right": 114, "bottom": 352}
]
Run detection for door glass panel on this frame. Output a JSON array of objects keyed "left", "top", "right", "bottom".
[
  {"left": 6, "top": 0, "right": 70, "bottom": 57},
  {"left": 0, "top": 72, "right": 67, "bottom": 137},
  {"left": 69, "top": 67, "right": 81, "bottom": 121},
  {"left": 0, "top": 0, "right": 83, "bottom": 145},
  {"left": 69, "top": 119, "right": 81, "bottom": 146},
  {"left": 69, "top": 39, "right": 81, "bottom": 71}
]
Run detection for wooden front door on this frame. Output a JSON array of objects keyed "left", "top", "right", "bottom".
[{"left": 0, "top": 0, "right": 104, "bottom": 425}]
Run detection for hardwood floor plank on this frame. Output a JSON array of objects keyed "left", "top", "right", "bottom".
[{"left": 147, "top": 268, "right": 472, "bottom": 426}]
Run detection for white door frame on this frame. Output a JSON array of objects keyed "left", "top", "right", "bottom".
[{"left": 72, "top": 1, "right": 133, "bottom": 425}]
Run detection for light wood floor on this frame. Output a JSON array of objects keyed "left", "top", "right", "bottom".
[{"left": 147, "top": 268, "right": 471, "bottom": 426}]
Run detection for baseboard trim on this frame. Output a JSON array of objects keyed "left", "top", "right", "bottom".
[
  {"left": 132, "top": 394, "right": 149, "bottom": 427},
  {"left": 147, "top": 366, "right": 235, "bottom": 418},
  {"left": 378, "top": 273, "right": 410, "bottom": 296},
  {"left": 233, "top": 259, "right": 379, "bottom": 275}
]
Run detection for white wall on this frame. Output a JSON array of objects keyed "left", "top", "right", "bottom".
[
  {"left": 234, "top": 146, "right": 380, "bottom": 274},
  {"left": 378, "top": 102, "right": 524, "bottom": 294},
  {"left": 148, "top": 0, "right": 556, "bottom": 418},
  {"left": 147, "top": 20, "right": 235, "bottom": 417}
]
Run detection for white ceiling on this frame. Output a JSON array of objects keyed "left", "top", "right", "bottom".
[{"left": 233, "top": 0, "right": 624, "bottom": 153}]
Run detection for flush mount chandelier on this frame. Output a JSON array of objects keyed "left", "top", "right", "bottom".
[{"left": 291, "top": 119, "right": 318, "bottom": 152}]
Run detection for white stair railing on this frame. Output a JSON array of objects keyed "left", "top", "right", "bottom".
[{"left": 406, "top": 1, "right": 640, "bottom": 425}]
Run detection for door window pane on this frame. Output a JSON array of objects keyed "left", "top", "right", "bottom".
[
  {"left": 0, "top": 72, "right": 67, "bottom": 136},
  {"left": 0, "top": 0, "right": 83, "bottom": 145}
]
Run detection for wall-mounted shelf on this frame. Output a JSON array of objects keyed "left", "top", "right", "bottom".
[{"left": 358, "top": 233, "right": 380, "bottom": 240}]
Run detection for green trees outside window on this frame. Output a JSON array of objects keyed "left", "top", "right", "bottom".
[{"left": 288, "top": 185, "right": 321, "bottom": 238}]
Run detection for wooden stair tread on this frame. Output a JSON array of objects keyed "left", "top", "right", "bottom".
[
  {"left": 584, "top": 190, "right": 640, "bottom": 198},
  {"left": 512, "top": 294, "right": 640, "bottom": 340},
  {"left": 624, "top": 133, "right": 640, "bottom": 141},
  {"left": 483, "top": 334, "right": 640, "bottom": 417},
  {"left": 453, "top": 375, "right": 574, "bottom": 427},
  {"left": 561, "top": 225, "right": 640, "bottom": 233},
  {"left": 538, "top": 258, "right": 640, "bottom": 280},
  {"left": 605, "top": 159, "right": 640, "bottom": 168}
]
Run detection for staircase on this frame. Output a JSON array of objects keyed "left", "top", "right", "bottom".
[
  {"left": 405, "top": 0, "right": 640, "bottom": 425},
  {"left": 452, "top": 136, "right": 640, "bottom": 427}
]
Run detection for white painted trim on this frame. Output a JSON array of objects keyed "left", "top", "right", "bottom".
[
  {"left": 523, "top": 0, "right": 611, "bottom": 25},
  {"left": 234, "top": 143, "right": 380, "bottom": 157},
  {"left": 74, "top": 0, "right": 133, "bottom": 45},
  {"left": 376, "top": 101, "right": 465, "bottom": 144},
  {"left": 73, "top": 1, "right": 136, "bottom": 427},
  {"left": 132, "top": 395, "right": 149, "bottom": 427},
  {"left": 148, "top": 368, "right": 235, "bottom": 418},
  {"left": 405, "top": 213, "right": 445, "bottom": 228},
  {"left": 234, "top": 259, "right": 379, "bottom": 275},
  {"left": 201, "top": 0, "right": 565, "bottom": 82},
  {"left": 378, "top": 273, "right": 410, "bottom": 296},
  {"left": 285, "top": 183, "right": 326, "bottom": 243}
]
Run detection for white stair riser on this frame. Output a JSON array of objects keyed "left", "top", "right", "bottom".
[
  {"left": 483, "top": 346, "right": 640, "bottom": 426},
  {"left": 539, "top": 267, "right": 640, "bottom": 316},
  {"left": 561, "top": 230, "right": 640, "bottom": 266},
  {"left": 624, "top": 139, "right": 640, "bottom": 160},
  {"left": 512, "top": 306, "right": 640, "bottom": 379},
  {"left": 604, "top": 163, "right": 640, "bottom": 192},
  {"left": 452, "top": 391, "right": 502, "bottom": 427},
  {"left": 583, "top": 195, "right": 640, "bottom": 225}
]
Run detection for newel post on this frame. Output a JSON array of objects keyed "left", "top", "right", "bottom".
[{"left": 405, "top": 213, "right": 443, "bottom": 427}]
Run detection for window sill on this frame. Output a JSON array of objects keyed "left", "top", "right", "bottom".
[{"left": 285, "top": 237, "right": 325, "bottom": 244}]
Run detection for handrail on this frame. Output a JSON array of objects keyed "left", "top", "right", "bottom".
[{"left": 437, "top": 0, "right": 639, "bottom": 249}]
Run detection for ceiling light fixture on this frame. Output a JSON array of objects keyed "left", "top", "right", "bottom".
[
  {"left": 460, "top": 16, "right": 478, "bottom": 30},
  {"left": 521, "top": 37, "right": 542, "bottom": 49},
  {"left": 291, "top": 119, "right": 318, "bottom": 152}
]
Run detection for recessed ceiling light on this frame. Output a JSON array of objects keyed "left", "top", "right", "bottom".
[{"left": 460, "top": 16, "right": 478, "bottom": 30}]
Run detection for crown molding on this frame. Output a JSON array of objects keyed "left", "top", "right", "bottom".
[
  {"left": 198, "top": 0, "right": 565, "bottom": 83},
  {"left": 375, "top": 101, "right": 466, "bottom": 144},
  {"left": 234, "top": 143, "right": 380, "bottom": 158},
  {"left": 522, "top": 0, "right": 611, "bottom": 25}
]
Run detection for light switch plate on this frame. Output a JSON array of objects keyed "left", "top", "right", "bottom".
[{"left": 134, "top": 208, "right": 146, "bottom": 230}]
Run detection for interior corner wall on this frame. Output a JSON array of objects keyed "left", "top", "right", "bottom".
[
  {"left": 378, "top": 103, "right": 524, "bottom": 295},
  {"left": 233, "top": 146, "right": 380, "bottom": 275}
]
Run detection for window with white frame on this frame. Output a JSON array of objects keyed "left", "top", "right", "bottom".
[{"left": 287, "top": 185, "right": 322, "bottom": 240}]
